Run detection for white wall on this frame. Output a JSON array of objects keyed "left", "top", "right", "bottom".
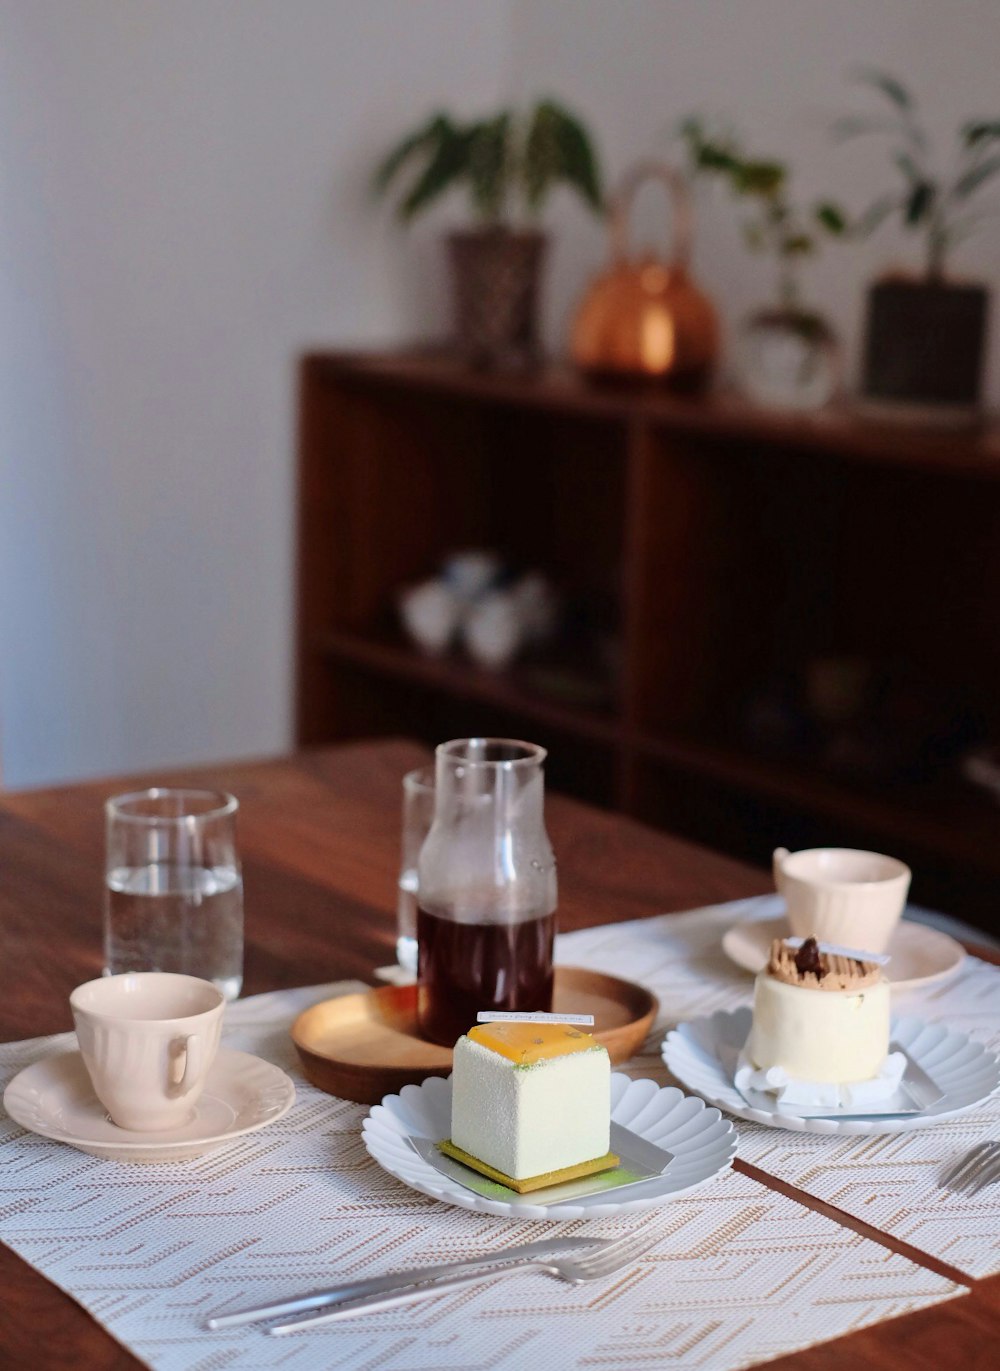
[
  {"left": 0, "top": 0, "right": 510, "bottom": 786},
  {"left": 509, "top": 0, "right": 1000, "bottom": 400},
  {"left": 2, "top": 0, "right": 997, "bottom": 787}
]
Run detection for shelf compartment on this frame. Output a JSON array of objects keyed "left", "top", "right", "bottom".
[
  {"left": 318, "top": 629, "right": 622, "bottom": 747},
  {"left": 322, "top": 649, "right": 618, "bottom": 807},
  {"left": 631, "top": 728, "right": 1000, "bottom": 883}
]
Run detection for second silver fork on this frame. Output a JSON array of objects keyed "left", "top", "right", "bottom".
[
  {"left": 939, "top": 1140, "right": 1000, "bottom": 1196},
  {"left": 270, "top": 1226, "right": 660, "bottom": 1334}
]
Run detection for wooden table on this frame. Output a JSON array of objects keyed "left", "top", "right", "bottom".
[{"left": 1, "top": 739, "right": 997, "bottom": 1370}]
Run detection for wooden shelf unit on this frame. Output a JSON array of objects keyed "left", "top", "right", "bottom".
[{"left": 296, "top": 351, "right": 1000, "bottom": 931}]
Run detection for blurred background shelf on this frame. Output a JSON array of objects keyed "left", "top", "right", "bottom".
[
  {"left": 304, "top": 350, "right": 1000, "bottom": 477},
  {"left": 296, "top": 350, "right": 1000, "bottom": 932},
  {"left": 629, "top": 732, "right": 1000, "bottom": 885},
  {"left": 317, "top": 628, "right": 622, "bottom": 747}
]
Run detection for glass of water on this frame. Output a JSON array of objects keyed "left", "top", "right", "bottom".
[
  {"left": 397, "top": 767, "right": 434, "bottom": 975},
  {"left": 104, "top": 788, "right": 243, "bottom": 1000}
]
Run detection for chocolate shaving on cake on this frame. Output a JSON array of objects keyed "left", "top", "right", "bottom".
[
  {"left": 794, "top": 936, "right": 826, "bottom": 979},
  {"left": 766, "top": 938, "right": 882, "bottom": 991}
]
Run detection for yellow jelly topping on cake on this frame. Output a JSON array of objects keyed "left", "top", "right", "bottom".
[{"left": 468, "top": 1021, "right": 598, "bottom": 1064}]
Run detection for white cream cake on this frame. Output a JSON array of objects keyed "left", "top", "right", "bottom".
[
  {"left": 450, "top": 1021, "right": 610, "bottom": 1181},
  {"left": 745, "top": 938, "right": 890, "bottom": 1084}
]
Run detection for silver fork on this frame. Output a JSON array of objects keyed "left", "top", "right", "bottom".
[
  {"left": 206, "top": 1236, "right": 603, "bottom": 1329},
  {"left": 939, "top": 1140, "right": 1000, "bottom": 1196},
  {"left": 269, "top": 1227, "right": 660, "bottom": 1334}
]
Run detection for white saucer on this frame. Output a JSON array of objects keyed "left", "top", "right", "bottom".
[
  {"left": 362, "top": 1073, "right": 736, "bottom": 1221},
  {"left": 3, "top": 1048, "right": 295, "bottom": 1162},
  {"left": 722, "top": 915, "right": 965, "bottom": 991},
  {"left": 663, "top": 1007, "right": 1000, "bottom": 1136}
]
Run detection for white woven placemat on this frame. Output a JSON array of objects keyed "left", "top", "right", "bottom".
[
  {"left": 0, "top": 973, "right": 960, "bottom": 1371},
  {"left": 559, "top": 896, "right": 1000, "bottom": 1278}
]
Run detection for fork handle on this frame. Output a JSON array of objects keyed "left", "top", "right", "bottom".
[{"left": 269, "top": 1260, "right": 555, "bottom": 1333}]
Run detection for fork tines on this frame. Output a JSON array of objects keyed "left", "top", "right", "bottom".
[
  {"left": 939, "top": 1140, "right": 1000, "bottom": 1195},
  {"left": 577, "top": 1227, "right": 661, "bottom": 1277}
]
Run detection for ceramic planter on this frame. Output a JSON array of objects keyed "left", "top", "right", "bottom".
[
  {"left": 738, "top": 306, "right": 840, "bottom": 411},
  {"left": 447, "top": 228, "right": 547, "bottom": 369},
  {"left": 860, "top": 278, "right": 989, "bottom": 422}
]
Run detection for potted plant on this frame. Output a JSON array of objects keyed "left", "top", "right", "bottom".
[
  {"left": 375, "top": 101, "right": 603, "bottom": 368},
  {"left": 836, "top": 70, "right": 999, "bottom": 421},
  {"left": 681, "top": 119, "right": 847, "bottom": 409}
]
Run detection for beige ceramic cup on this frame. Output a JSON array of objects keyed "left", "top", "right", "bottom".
[
  {"left": 773, "top": 846, "right": 911, "bottom": 955},
  {"left": 70, "top": 972, "right": 224, "bottom": 1131}
]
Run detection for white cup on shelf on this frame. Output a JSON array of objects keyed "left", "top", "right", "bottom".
[
  {"left": 398, "top": 579, "right": 461, "bottom": 655},
  {"left": 442, "top": 550, "right": 501, "bottom": 602},
  {"left": 463, "top": 591, "right": 523, "bottom": 670}
]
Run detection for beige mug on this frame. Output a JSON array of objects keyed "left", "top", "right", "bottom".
[
  {"left": 773, "top": 846, "right": 911, "bottom": 955},
  {"left": 70, "top": 972, "right": 224, "bottom": 1131}
]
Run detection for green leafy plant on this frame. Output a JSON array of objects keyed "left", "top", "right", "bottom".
[
  {"left": 834, "top": 68, "right": 1000, "bottom": 279},
  {"left": 680, "top": 117, "right": 846, "bottom": 311},
  {"left": 374, "top": 100, "right": 603, "bottom": 225}
]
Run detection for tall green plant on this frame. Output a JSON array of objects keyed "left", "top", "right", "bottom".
[
  {"left": 680, "top": 118, "right": 846, "bottom": 310},
  {"left": 374, "top": 100, "right": 603, "bottom": 225},
  {"left": 834, "top": 69, "right": 1000, "bottom": 279}
]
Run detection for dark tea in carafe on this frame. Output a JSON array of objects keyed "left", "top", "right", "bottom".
[
  {"left": 416, "top": 904, "right": 555, "bottom": 1046},
  {"left": 416, "top": 738, "right": 557, "bottom": 1046}
]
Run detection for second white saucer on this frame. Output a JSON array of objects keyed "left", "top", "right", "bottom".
[
  {"left": 3, "top": 1047, "right": 295, "bottom": 1162},
  {"left": 722, "top": 915, "right": 965, "bottom": 991}
]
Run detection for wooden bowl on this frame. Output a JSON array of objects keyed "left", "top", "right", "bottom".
[{"left": 291, "top": 967, "right": 659, "bottom": 1105}]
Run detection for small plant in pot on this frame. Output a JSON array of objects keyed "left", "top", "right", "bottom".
[
  {"left": 836, "top": 69, "right": 999, "bottom": 422},
  {"left": 375, "top": 101, "right": 603, "bottom": 368},
  {"left": 681, "top": 119, "right": 847, "bottom": 410}
]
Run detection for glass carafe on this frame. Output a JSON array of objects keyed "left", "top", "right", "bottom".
[{"left": 416, "top": 738, "right": 557, "bottom": 1045}]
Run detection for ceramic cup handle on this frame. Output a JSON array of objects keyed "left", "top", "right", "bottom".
[
  {"left": 170, "top": 1034, "right": 203, "bottom": 1096},
  {"left": 772, "top": 847, "right": 789, "bottom": 894}
]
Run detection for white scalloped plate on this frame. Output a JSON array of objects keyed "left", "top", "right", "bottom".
[
  {"left": 663, "top": 1008, "right": 1000, "bottom": 1136},
  {"left": 362, "top": 1073, "right": 736, "bottom": 1220}
]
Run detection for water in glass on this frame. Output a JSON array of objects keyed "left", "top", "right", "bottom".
[
  {"left": 104, "top": 787, "right": 243, "bottom": 1000},
  {"left": 105, "top": 863, "right": 243, "bottom": 1001},
  {"left": 396, "top": 868, "right": 420, "bottom": 974}
]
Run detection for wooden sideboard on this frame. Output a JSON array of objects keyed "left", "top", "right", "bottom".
[{"left": 295, "top": 351, "right": 1000, "bottom": 932}]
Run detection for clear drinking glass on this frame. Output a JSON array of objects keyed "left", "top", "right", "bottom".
[
  {"left": 397, "top": 766, "right": 435, "bottom": 975},
  {"left": 417, "top": 738, "right": 557, "bottom": 1046},
  {"left": 104, "top": 788, "right": 243, "bottom": 1000}
]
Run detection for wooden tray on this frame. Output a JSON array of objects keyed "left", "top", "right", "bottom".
[{"left": 291, "top": 967, "right": 659, "bottom": 1105}]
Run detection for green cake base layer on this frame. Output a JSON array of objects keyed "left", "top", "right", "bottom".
[{"left": 437, "top": 1139, "right": 620, "bottom": 1194}]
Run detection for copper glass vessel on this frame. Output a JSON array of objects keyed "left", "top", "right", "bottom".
[{"left": 571, "top": 161, "right": 718, "bottom": 390}]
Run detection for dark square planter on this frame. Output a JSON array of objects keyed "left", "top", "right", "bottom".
[
  {"left": 861, "top": 278, "right": 989, "bottom": 412},
  {"left": 447, "top": 229, "right": 547, "bottom": 370}
]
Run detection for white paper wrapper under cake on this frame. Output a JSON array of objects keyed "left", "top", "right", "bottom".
[{"left": 735, "top": 1048, "right": 906, "bottom": 1109}]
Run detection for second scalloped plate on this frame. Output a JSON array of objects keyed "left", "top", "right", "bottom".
[
  {"left": 663, "top": 1007, "right": 1000, "bottom": 1136},
  {"left": 362, "top": 1073, "right": 736, "bottom": 1221}
]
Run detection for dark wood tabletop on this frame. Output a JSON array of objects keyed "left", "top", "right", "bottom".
[{"left": 1, "top": 739, "right": 997, "bottom": 1369}]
